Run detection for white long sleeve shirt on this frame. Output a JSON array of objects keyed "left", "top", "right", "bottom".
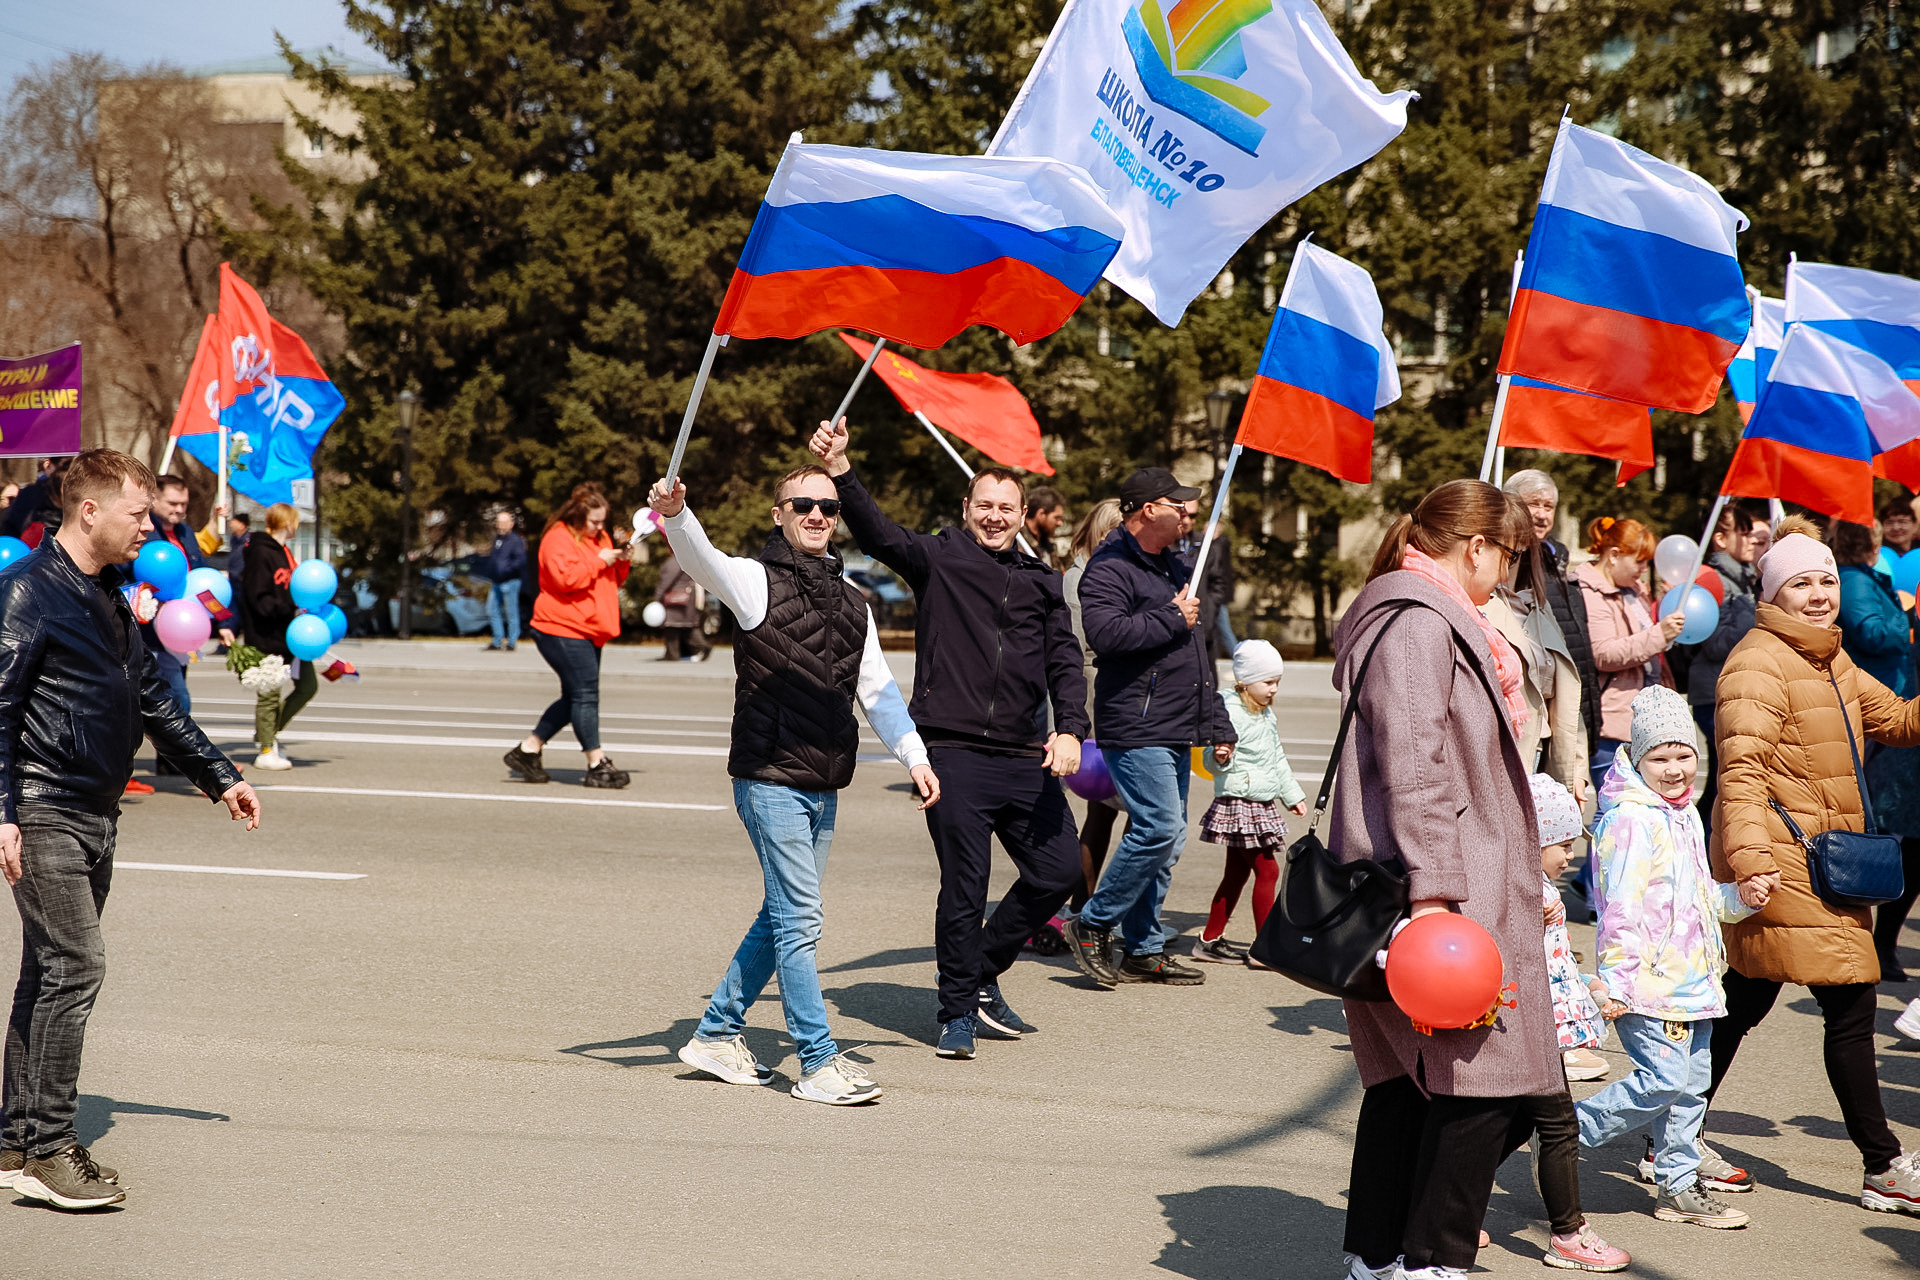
[{"left": 661, "top": 508, "right": 928, "bottom": 771}]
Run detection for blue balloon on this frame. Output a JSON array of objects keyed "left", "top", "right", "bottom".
[
  {"left": 0, "top": 536, "right": 30, "bottom": 569},
  {"left": 286, "top": 613, "right": 332, "bottom": 661},
  {"left": 289, "top": 559, "right": 339, "bottom": 611},
  {"left": 317, "top": 602, "right": 348, "bottom": 644},
  {"left": 1660, "top": 582, "right": 1721, "bottom": 646},
  {"left": 183, "top": 566, "right": 231, "bottom": 610},
  {"left": 134, "top": 540, "right": 189, "bottom": 600}
]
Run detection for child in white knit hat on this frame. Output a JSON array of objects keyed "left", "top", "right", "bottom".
[
  {"left": 1192, "top": 639, "right": 1305, "bottom": 965},
  {"left": 1577, "top": 684, "right": 1768, "bottom": 1230}
]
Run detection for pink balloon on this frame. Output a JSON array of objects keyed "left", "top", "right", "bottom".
[{"left": 154, "top": 597, "right": 213, "bottom": 656}]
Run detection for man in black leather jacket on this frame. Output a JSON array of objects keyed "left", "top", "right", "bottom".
[
  {"left": 813, "top": 417, "right": 1087, "bottom": 1060},
  {"left": 0, "top": 450, "right": 259, "bottom": 1210}
]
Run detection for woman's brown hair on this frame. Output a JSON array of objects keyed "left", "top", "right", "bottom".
[
  {"left": 1584, "top": 515, "right": 1657, "bottom": 561},
  {"left": 1366, "top": 479, "right": 1513, "bottom": 583},
  {"left": 544, "top": 482, "right": 609, "bottom": 537},
  {"left": 1828, "top": 519, "right": 1876, "bottom": 567},
  {"left": 1069, "top": 497, "right": 1123, "bottom": 564}
]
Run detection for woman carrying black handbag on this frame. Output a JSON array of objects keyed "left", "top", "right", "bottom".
[{"left": 1330, "top": 481, "right": 1563, "bottom": 1280}]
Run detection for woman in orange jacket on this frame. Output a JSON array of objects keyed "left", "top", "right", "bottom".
[{"left": 504, "top": 482, "right": 633, "bottom": 788}]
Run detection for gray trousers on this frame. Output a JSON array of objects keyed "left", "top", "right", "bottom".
[{"left": 3, "top": 804, "right": 114, "bottom": 1158}]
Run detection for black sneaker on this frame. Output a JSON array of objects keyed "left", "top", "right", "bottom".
[
  {"left": 583, "top": 757, "right": 631, "bottom": 789},
  {"left": 976, "top": 983, "right": 1037, "bottom": 1037},
  {"left": 1062, "top": 915, "right": 1120, "bottom": 988},
  {"left": 16, "top": 1146, "right": 124, "bottom": 1209},
  {"left": 1117, "top": 951, "right": 1206, "bottom": 985},
  {"left": 936, "top": 1014, "right": 977, "bottom": 1059},
  {"left": 503, "top": 745, "right": 549, "bottom": 784},
  {"left": 1879, "top": 952, "right": 1912, "bottom": 983}
]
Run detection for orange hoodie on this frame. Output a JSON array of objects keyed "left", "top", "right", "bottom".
[{"left": 531, "top": 524, "right": 630, "bottom": 644}]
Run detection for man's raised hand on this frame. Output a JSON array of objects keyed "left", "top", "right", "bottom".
[
  {"left": 808, "top": 418, "right": 852, "bottom": 477},
  {"left": 649, "top": 477, "right": 687, "bottom": 518}
]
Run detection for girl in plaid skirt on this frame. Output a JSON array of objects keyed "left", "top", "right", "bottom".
[{"left": 1192, "top": 640, "right": 1307, "bottom": 964}]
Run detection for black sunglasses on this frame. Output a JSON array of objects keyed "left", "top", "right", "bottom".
[{"left": 780, "top": 497, "right": 842, "bottom": 518}]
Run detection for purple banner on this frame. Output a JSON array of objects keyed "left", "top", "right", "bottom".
[{"left": 0, "top": 343, "right": 82, "bottom": 458}]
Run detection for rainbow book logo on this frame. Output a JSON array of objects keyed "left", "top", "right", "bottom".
[{"left": 1122, "top": 0, "right": 1274, "bottom": 156}]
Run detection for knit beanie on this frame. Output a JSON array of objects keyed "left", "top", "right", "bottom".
[
  {"left": 1758, "top": 531, "right": 1837, "bottom": 603},
  {"left": 1629, "top": 685, "right": 1696, "bottom": 767},
  {"left": 1232, "top": 638, "right": 1285, "bottom": 686},
  {"left": 1528, "top": 773, "right": 1582, "bottom": 847}
]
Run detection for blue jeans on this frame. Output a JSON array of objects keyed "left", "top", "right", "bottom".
[
  {"left": 530, "top": 629, "right": 601, "bottom": 752},
  {"left": 1576, "top": 1013, "right": 1713, "bottom": 1193},
  {"left": 488, "top": 578, "right": 521, "bottom": 646},
  {"left": 1078, "top": 745, "right": 1190, "bottom": 956},
  {"left": 696, "top": 781, "right": 840, "bottom": 1075}
]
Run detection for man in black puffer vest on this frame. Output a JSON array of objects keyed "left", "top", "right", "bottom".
[
  {"left": 812, "top": 417, "right": 1088, "bottom": 1062},
  {"left": 651, "top": 466, "right": 938, "bottom": 1107}
]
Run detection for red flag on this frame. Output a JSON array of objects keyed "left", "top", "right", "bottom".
[
  {"left": 1499, "top": 376, "right": 1655, "bottom": 483},
  {"left": 840, "top": 335, "right": 1053, "bottom": 475},
  {"left": 169, "top": 314, "right": 225, "bottom": 440}
]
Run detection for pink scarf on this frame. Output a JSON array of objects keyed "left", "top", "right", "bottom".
[{"left": 1402, "top": 547, "right": 1531, "bottom": 734}]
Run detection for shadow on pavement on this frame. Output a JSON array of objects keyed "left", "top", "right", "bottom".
[
  {"left": 559, "top": 1018, "right": 793, "bottom": 1074},
  {"left": 1267, "top": 999, "right": 1348, "bottom": 1038},
  {"left": 1704, "top": 1109, "right": 1780, "bottom": 1138},
  {"left": 823, "top": 980, "right": 936, "bottom": 1047},
  {"left": 1187, "top": 1071, "right": 1359, "bottom": 1160},
  {"left": 1153, "top": 1184, "right": 1343, "bottom": 1278},
  {"left": 1864, "top": 1224, "right": 1920, "bottom": 1269},
  {"left": 819, "top": 946, "right": 934, "bottom": 974},
  {"left": 76, "top": 1095, "right": 230, "bottom": 1148}
]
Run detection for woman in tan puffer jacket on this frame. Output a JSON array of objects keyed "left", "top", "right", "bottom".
[{"left": 1708, "top": 519, "right": 1920, "bottom": 1211}]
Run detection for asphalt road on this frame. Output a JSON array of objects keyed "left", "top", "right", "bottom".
[{"left": 2, "top": 641, "right": 1916, "bottom": 1278}]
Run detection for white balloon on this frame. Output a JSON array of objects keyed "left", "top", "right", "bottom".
[
  {"left": 1653, "top": 534, "right": 1700, "bottom": 588},
  {"left": 642, "top": 600, "right": 667, "bottom": 628}
]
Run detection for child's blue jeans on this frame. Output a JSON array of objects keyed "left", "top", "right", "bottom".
[{"left": 1575, "top": 1012, "right": 1713, "bottom": 1193}]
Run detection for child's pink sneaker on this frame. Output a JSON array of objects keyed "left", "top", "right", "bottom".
[{"left": 1545, "top": 1221, "right": 1630, "bottom": 1272}]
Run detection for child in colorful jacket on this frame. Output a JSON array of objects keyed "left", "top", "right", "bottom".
[{"left": 1576, "top": 686, "right": 1767, "bottom": 1230}]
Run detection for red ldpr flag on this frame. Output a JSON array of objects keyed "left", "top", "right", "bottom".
[
  {"left": 168, "top": 314, "right": 224, "bottom": 441},
  {"left": 1499, "top": 376, "right": 1655, "bottom": 486},
  {"left": 840, "top": 335, "right": 1053, "bottom": 475}
]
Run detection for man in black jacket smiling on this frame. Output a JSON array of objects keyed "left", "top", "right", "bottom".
[
  {"left": 1064, "top": 468, "right": 1237, "bottom": 988},
  {"left": 0, "top": 450, "right": 260, "bottom": 1211},
  {"left": 813, "top": 417, "right": 1087, "bottom": 1061}
]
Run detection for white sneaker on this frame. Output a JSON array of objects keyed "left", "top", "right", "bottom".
[
  {"left": 1399, "top": 1267, "right": 1468, "bottom": 1279},
  {"left": 1563, "top": 1048, "right": 1609, "bottom": 1081},
  {"left": 830, "top": 1051, "right": 876, "bottom": 1086},
  {"left": 1863, "top": 1150, "right": 1920, "bottom": 1215},
  {"left": 1896, "top": 998, "right": 1920, "bottom": 1042},
  {"left": 676, "top": 1035, "right": 772, "bottom": 1085},
  {"left": 253, "top": 749, "right": 293, "bottom": 771},
  {"left": 791, "top": 1060, "right": 882, "bottom": 1105},
  {"left": 1341, "top": 1255, "right": 1403, "bottom": 1280}
]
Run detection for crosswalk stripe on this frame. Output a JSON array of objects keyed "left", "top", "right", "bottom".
[
  {"left": 117, "top": 861, "right": 365, "bottom": 880},
  {"left": 252, "top": 784, "right": 727, "bottom": 811}
]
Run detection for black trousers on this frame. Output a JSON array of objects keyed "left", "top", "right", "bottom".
[
  {"left": 925, "top": 745, "right": 1081, "bottom": 1023},
  {"left": 1345, "top": 1075, "right": 1523, "bottom": 1271},
  {"left": 1709, "top": 969, "right": 1900, "bottom": 1175},
  {"left": 1498, "top": 1087, "right": 1583, "bottom": 1236},
  {"left": 1873, "top": 836, "right": 1920, "bottom": 961}
]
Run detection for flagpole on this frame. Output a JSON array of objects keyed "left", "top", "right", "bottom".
[
  {"left": 828, "top": 337, "right": 885, "bottom": 428},
  {"left": 1494, "top": 445, "right": 1506, "bottom": 487},
  {"left": 1685, "top": 494, "right": 1727, "bottom": 589},
  {"left": 664, "top": 332, "right": 727, "bottom": 486},
  {"left": 1185, "top": 443, "right": 1242, "bottom": 595},
  {"left": 159, "top": 437, "right": 177, "bottom": 476},
  {"left": 913, "top": 409, "right": 1036, "bottom": 557},
  {"left": 1478, "top": 376, "right": 1513, "bottom": 482},
  {"left": 215, "top": 425, "right": 228, "bottom": 515}
]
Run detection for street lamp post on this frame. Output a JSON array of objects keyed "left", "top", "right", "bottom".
[
  {"left": 1204, "top": 388, "right": 1234, "bottom": 472},
  {"left": 396, "top": 390, "right": 418, "bottom": 641}
]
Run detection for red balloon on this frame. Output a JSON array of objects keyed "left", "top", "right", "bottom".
[{"left": 1384, "top": 913, "right": 1504, "bottom": 1029}]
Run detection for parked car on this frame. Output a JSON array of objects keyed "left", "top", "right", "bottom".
[{"left": 842, "top": 553, "right": 914, "bottom": 630}]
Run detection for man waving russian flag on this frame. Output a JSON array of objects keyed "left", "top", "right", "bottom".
[{"left": 1499, "top": 119, "right": 1750, "bottom": 413}]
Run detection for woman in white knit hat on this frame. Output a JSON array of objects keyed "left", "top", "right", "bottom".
[{"left": 1190, "top": 639, "right": 1306, "bottom": 964}]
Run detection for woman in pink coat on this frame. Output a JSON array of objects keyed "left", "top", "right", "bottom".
[
  {"left": 1573, "top": 516, "right": 1684, "bottom": 795},
  {"left": 1332, "top": 480, "right": 1561, "bottom": 1280}
]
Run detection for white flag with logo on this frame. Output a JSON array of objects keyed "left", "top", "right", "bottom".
[{"left": 990, "top": 0, "right": 1412, "bottom": 326}]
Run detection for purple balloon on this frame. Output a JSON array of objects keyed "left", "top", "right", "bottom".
[{"left": 1066, "top": 739, "right": 1116, "bottom": 802}]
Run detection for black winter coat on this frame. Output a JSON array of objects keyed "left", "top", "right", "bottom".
[
  {"left": 1542, "top": 538, "right": 1601, "bottom": 751},
  {"left": 833, "top": 467, "right": 1089, "bottom": 747},
  {"left": 243, "top": 533, "right": 300, "bottom": 658},
  {"left": 1079, "top": 527, "right": 1237, "bottom": 751},
  {"left": 0, "top": 537, "right": 240, "bottom": 822}
]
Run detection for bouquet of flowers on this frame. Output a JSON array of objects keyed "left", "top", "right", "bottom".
[{"left": 226, "top": 643, "right": 288, "bottom": 694}]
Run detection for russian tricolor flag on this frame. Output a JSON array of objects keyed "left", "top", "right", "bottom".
[
  {"left": 1787, "top": 262, "right": 1920, "bottom": 399},
  {"left": 1726, "top": 287, "right": 1785, "bottom": 422},
  {"left": 1499, "top": 119, "right": 1750, "bottom": 413},
  {"left": 1233, "top": 241, "right": 1398, "bottom": 484},
  {"left": 712, "top": 141, "right": 1123, "bottom": 349},
  {"left": 1722, "top": 326, "right": 1920, "bottom": 525},
  {"left": 1499, "top": 377, "right": 1654, "bottom": 480}
]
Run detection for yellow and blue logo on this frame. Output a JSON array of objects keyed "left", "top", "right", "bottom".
[{"left": 1123, "top": 0, "right": 1273, "bottom": 156}]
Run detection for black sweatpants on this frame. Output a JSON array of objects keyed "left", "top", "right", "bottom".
[
  {"left": 1497, "top": 1086, "right": 1583, "bottom": 1236},
  {"left": 1708, "top": 969, "right": 1900, "bottom": 1175},
  {"left": 1345, "top": 1075, "right": 1524, "bottom": 1271},
  {"left": 925, "top": 745, "right": 1081, "bottom": 1024},
  {"left": 1872, "top": 836, "right": 1920, "bottom": 962}
]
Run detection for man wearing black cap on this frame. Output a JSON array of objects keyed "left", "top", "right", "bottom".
[{"left": 1063, "top": 468, "right": 1236, "bottom": 986}]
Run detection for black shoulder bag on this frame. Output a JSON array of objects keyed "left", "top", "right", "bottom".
[
  {"left": 1767, "top": 666, "right": 1906, "bottom": 909},
  {"left": 1250, "top": 601, "right": 1508, "bottom": 999}
]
